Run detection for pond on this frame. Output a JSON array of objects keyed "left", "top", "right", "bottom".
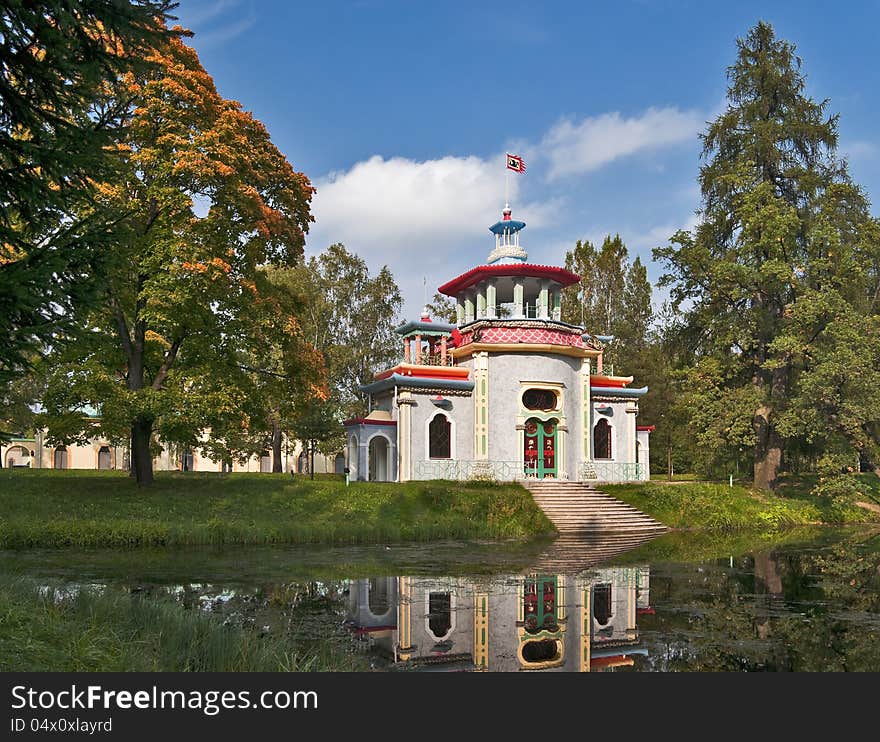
[{"left": 3, "top": 527, "right": 880, "bottom": 671}]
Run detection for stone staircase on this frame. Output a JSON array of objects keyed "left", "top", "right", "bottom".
[
  {"left": 523, "top": 480, "right": 668, "bottom": 536},
  {"left": 530, "top": 533, "right": 663, "bottom": 573}
]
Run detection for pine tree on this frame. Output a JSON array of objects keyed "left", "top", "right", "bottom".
[{"left": 655, "top": 22, "right": 880, "bottom": 489}]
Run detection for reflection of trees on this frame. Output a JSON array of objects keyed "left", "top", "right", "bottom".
[{"left": 636, "top": 533, "right": 880, "bottom": 671}]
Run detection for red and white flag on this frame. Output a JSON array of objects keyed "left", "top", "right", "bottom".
[{"left": 506, "top": 153, "right": 526, "bottom": 173}]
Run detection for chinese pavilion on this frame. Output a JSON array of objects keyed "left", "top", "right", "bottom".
[{"left": 344, "top": 206, "right": 652, "bottom": 482}]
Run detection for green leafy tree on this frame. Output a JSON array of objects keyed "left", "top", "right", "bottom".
[
  {"left": 562, "top": 235, "right": 652, "bottom": 373},
  {"left": 655, "top": 21, "right": 880, "bottom": 489},
  {"left": 288, "top": 244, "right": 403, "bottom": 418},
  {"left": 0, "top": 1, "right": 175, "bottom": 388},
  {"left": 40, "top": 31, "right": 314, "bottom": 486}
]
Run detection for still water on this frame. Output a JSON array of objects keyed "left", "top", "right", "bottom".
[{"left": 3, "top": 527, "right": 880, "bottom": 671}]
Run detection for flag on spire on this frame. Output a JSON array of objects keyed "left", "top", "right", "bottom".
[{"left": 506, "top": 153, "right": 526, "bottom": 173}]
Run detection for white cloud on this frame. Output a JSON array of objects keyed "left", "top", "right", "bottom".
[
  {"left": 541, "top": 107, "right": 704, "bottom": 180},
  {"left": 307, "top": 153, "right": 561, "bottom": 317}
]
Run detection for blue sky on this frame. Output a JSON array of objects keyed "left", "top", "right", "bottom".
[{"left": 174, "top": 0, "right": 880, "bottom": 319}]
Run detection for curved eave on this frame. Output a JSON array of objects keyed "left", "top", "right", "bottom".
[
  {"left": 342, "top": 417, "right": 397, "bottom": 427},
  {"left": 374, "top": 363, "right": 470, "bottom": 381},
  {"left": 438, "top": 263, "right": 581, "bottom": 296},
  {"left": 360, "top": 374, "right": 475, "bottom": 395},
  {"left": 590, "top": 385, "right": 648, "bottom": 398},
  {"left": 395, "top": 320, "right": 456, "bottom": 336},
  {"left": 489, "top": 219, "right": 526, "bottom": 234}
]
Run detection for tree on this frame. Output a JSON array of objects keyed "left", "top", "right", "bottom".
[
  {"left": 0, "top": 1, "right": 175, "bottom": 388},
  {"left": 287, "top": 244, "right": 402, "bottom": 418},
  {"left": 562, "top": 235, "right": 652, "bottom": 373},
  {"left": 40, "top": 30, "right": 314, "bottom": 486},
  {"left": 655, "top": 21, "right": 880, "bottom": 489},
  {"left": 424, "top": 291, "right": 458, "bottom": 324}
]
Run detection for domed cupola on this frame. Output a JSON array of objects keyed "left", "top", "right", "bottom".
[{"left": 487, "top": 205, "right": 528, "bottom": 264}]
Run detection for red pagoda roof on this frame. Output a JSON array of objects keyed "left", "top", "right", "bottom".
[{"left": 438, "top": 263, "right": 580, "bottom": 296}]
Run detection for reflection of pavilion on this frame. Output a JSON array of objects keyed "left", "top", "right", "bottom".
[{"left": 345, "top": 566, "right": 650, "bottom": 671}]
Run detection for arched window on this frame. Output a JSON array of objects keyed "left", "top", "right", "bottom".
[
  {"left": 593, "top": 419, "right": 612, "bottom": 460},
  {"left": 428, "top": 414, "right": 451, "bottom": 459},
  {"left": 593, "top": 583, "right": 613, "bottom": 626},
  {"left": 53, "top": 447, "right": 68, "bottom": 469},
  {"left": 427, "top": 592, "right": 452, "bottom": 639},
  {"left": 98, "top": 446, "right": 112, "bottom": 470}
]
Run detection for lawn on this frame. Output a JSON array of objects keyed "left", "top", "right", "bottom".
[
  {"left": 0, "top": 469, "right": 555, "bottom": 548},
  {"left": 605, "top": 474, "right": 880, "bottom": 531}
]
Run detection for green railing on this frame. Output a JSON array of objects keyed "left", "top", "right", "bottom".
[
  {"left": 413, "top": 459, "right": 645, "bottom": 482},
  {"left": 414, "top": 460, "right": 539, "bottom": 482},
  {"left": 582, "top": 461, "right": 644, "bottom": 482}
]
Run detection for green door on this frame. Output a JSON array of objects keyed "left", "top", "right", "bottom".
[{"left": 524, "top": 418, "right": 558, "bottom": 478}]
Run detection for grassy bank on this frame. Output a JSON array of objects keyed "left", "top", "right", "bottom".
[
  {"left": 606, "top": 475, "right": 880, "bottom": 531},
  {"left": 0, "top": 577, "right": 364, "bottom": 671},
  {"left": 0, "top": 470, "right": 554, "bottom": 549}
]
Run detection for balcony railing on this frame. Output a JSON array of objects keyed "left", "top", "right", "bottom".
[{"left": 415, "top": 353, "right": 455, "bottom": 367}]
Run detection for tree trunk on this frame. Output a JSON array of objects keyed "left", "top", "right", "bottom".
[
  {"left": 310, "top": 441, "right": 315, "bottom": 481},
  {"left": 753, "top": 402, "right": 783, "bottom": 490},
  {"left": 131, "top": 416, "right": 154, "bottom": 487},
  {"left": 272, "top": 420, "right": 283, "bottom": 473}
]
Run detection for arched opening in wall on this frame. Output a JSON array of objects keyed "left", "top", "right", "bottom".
[
  {"left": 428, "top": 414, "right": 451, "bottom": 459},
  {"left": 593, "top": 419, "right": 612, "bottom": 460},
  {"left": 593, "top": 583, "right": 613, "bottom": 626},
  {"left": 523, "top": 576, "right": 558, "bottom": 633},
  {"left": 98, "top": 446, "right": 112, "bottom": 470},
  {"left": 334, "top": 452, "right": 345, "bottom": 474},
  {"left": 5, "top": 445, "right": 30, "bottom": 468},
  {"left": 259, "top": 451, "right": 272, "bottom": 473},
  {"left": 53, "top": 447, "right": 68, "bottom": 469},
  {"left": 368, "top": 436, "right": 389, "bottom": 481},
  {"left": 427, "top": 592, "right": 452, "bottom": 640},
  {"left": 179, "top": 448, "right": 193, "bottom": 472},
  {"left": 297, "top": 451, "right": 308, "bottom": 475},
  {"left": 521, "top": 639, "right": 561, "bottom": 664},
  {"left": 368, "top": 578, "right": 389, "bottom": 616},
  {"left": 524, "top": 418, "right": 558, "bottom": 479}
]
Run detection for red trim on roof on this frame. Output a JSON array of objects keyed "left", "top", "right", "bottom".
[
  {"left": 342, "top": 418, "right": 398, "bottom": 427},
  {"left": 637, "top": 607, "right": 655, "bottom": 614},
  {"left": 590, "top": 374, "right": 632, "bottom": 388},
  {"left": 348, "top": 625, "right": 396, "bottom": 636},
  {"left": 590, "top": 655, "right": 635, "bottom": 669},
  {"left": 374, "top": 364, "right": 470, "bottom": 381},
  {"left": 438, "top": 264, "right": 580, "bottom": 296},
  {"left": 636, "top": 425, "right": 656, "bottom": 432}
]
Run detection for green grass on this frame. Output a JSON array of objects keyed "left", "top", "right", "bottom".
[
  {"left": 0, "top": 577, "right": 365, "bottom": 671},
  {"left": 606, "top": 475, "right": 880, "bottom": 531},
  {"left": 0, "top": 469, "right": 555, "bottom": 549}
]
